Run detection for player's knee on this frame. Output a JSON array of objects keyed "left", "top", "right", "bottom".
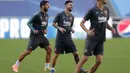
[
  {"left": 26, "top": 50, "right": 32, "bottom": 55},
  {"left": 96, "top": 61, "right": 102, "bottom": 65},
  {"left": 46, "top": 47, "right": 52, "bottom": 54},
  {"left": 55, "top": 54, "right": 59, "bottom": 57},
  {"left": 73, "top": 52, "right": 79, "bottom": 56}
]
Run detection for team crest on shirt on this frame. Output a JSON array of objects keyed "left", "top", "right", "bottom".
[
  {"left": 70, "top": 17, "right": 72, "bottom": 20},
  {"left": 96, "top": 11, "right": 99, "bottom": 15},
  {"left": 104, "top": 10, "right": 108, "bottom": 16}
]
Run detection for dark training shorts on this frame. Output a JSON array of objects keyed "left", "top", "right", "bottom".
[
  {"left": 55, "top": 39, "right": 77, "bottom": 54},
  {"left": 84, "top": 39, "right": 104, "bottom": 56},
  {"left": 27, "top": 35, "right": 50, "bottom": 50}
]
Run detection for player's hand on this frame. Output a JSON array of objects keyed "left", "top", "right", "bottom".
[
  {"left": 58, "top": 27, "right": 66, "bottom": 34},
  {"left": 111, "top": 28, "right": 116, "bottom": 34},
  {"left": 71, "top": 29, "right": 75, "bottom": 33},
  {"left": 42, "top": 29, "right": 47, "bottom": 34},
  {"left": 87, "top": 29, "right": 95, "bottom": 36},
  {"left": 34, "top": 30, "right": 39, "bottom": 34}
]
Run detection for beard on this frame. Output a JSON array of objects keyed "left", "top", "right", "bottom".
[
  {"left": 44, "top": 8, "right": 48, "bottom": 12},
  {"left": 102, "top": 0, "right": 107, "bottom": 4},
  {"left": 68, "top": 8, "right": 72, "bottom": 12},
  {"left": 103, "top": 2, "right": 107, "bottom": 4},
  {"left": 68, "top": 9, "right": 72, "bottom": 12}
]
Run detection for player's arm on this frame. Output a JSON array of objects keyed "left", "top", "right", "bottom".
[
  {"left": 80, "top": 9, "right": 94, "bottom": 36},
  {"left": 53, "top": 13, "right": 66, "bottom": 33},
  {"left": 27, "top": 14, "right": 38, "bottom": 34},
  {"left": 70, "top": 16, "right": 75, "bottom": 33},
  {"left": 53, "top": 22, "right": 66, "bottom": 33},
  {"left": 80, "top": 20, "right": 89, "bottom": 33},
  {"left": 52, "top": 13, "right": 62, "bottom": 29},
  {"left": 42, "top": 15, "right": 49, "bottom": 34},
  {"left": 106, "top": 7, "right": 116, "bottom": 34},
  {"left": 53, "top": 23, "right": 60, "bottom": 30},
  {"left": 106, "top": 22, "right": 116, "bottom": 34},
  {"left": 106, "top": 23, "right": 113, "bottom": 30}
]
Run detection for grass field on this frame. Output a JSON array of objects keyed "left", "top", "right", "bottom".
[{"left": 0, "top": 38, "right": 130, "bottom": 73}]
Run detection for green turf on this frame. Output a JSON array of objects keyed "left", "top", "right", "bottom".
[{"left": 0, "top": 38, "right": 130, "bottom": 73}]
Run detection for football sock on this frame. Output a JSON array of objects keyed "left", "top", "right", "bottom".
[
  {"left": 15, "top": 60, "right": 20, "bottom": 67},
  {"left": 74, "top": 55, "right": 79, "bottom": 64},
  {"left": 45, "top": 63, "right": 50, "bottom": 68}
]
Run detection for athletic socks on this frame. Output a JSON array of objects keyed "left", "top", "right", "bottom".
[
  {"left": 45, "top": 63, "right": 50, "bottom": 68},
  {"left": 15, "top": 60, "right": 20, "bottom": 67}
]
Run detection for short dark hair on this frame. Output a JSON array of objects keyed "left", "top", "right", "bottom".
[
  {"left": 65, "top": 0, "right": 73, "bottom": 5},
  {"left": 40, "top": 0, "right": 49, "bottom": 8}
]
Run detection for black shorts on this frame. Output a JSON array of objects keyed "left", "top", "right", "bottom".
[
  {"left": 27, "top": 35, "right": 50, "bottom": 50},
  {"left": 84, "top": 39, "right": 104, "bottom": 56},
  {"left": 55, "top": 39, "right": 77, "bottom": 54}
]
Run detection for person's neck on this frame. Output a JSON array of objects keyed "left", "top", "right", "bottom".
[
  {"left": 64, "top": 9, "right": 70, "bottom": 16},
  {"left": 96, "top": 2, "right": 104, "bottom": 11},
  {"left": 41, "top": 10, "right": 46, "bottom": 14}
]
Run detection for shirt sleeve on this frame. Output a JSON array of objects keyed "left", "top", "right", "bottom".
[
  {"left": 45, "top": 14, "right": 49, "bottom": 29},
  {"left": 27, "top": 14, "right": 37, "bottom": 32},
  {"left": 106, "top": 7, "right": 110, "bottom": 21},
  {"left": 83, "top": 9, "right": 92, "bottom": 21},
  {"left": 53, "top": 13, "right": 60, "bottom": 23},
  {"left": 71, "top": 16, "right": 74, "bottom": 27}
]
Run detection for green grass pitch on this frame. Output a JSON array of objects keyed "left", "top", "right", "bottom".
[{"left": 0, "top": 38, "right": 130, "bottom": 73}]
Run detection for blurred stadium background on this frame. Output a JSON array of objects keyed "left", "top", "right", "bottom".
[{"left": 0, "top": 0, "right": 130, "bottom": 73}]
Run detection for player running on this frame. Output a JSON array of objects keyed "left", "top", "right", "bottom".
[
  {"left": 12, "top": 0, "right": 52, "bottom": 72},
  {"left": 50, "top": 1, "right": 87, "bottom": 73},
  {"left": 74, "top": 0, "right": 116, "bottom": 73}
]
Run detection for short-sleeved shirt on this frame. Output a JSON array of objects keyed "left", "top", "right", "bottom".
[
  {"left": 28, "top": 11, "right": 49, "bottom": 35},
  {"left": 53, "top": 11, "right": 74, "bottom": 40},
  {"left": 84, "top": 5, "right": 109, "bottom": 41}
]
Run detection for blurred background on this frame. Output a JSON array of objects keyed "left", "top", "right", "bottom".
[
  {"left": 0, "top": 0, "right": 130, "bottom": 39},
  {"left": 0, "top": 0, "right": 130, "bottom": 73}
]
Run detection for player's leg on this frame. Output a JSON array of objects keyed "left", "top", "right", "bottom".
[
  {"left": 65, "top": 39, "right": 79, "bottom": 63},
  {"left": 73, "top": 52, "right": 88, "bottom": 73},
  {"left": 89, "top": 41, "right": 104, "bottom": 73},
  {"left": 12, "top": 36, "right": 38, "bottom": 72},
  {"left": 44, "top": 45, "right": 52, "bottom": 71},
  {"left": 73, "top": 51, "right": 79, "bottom": 64},
  {"left": 65, "top": 39, "right": 87, "bottom": 73},
  {"left": 52, "top": 53, "right": 60, "bottom": 68},
  {"left": 50, "top": 39, "right": 64, "bottom": 73},
  {"left": 40, "top": 36, "right": 52, "bottom": 71},
  {"left": 74, "top": 39, "right": 97, "bottom": 73},
  {"left": 12, "top": 49, "right": 33, "bottom": 72},
  {"left": 50, "top": 53, "right": 60, "bottom": 73},
  {"left": 74, "top": 55, "right": 88, "bottom": 73},
  {"left": 89, "top": 55, "right": 103, "bottom": 73}
]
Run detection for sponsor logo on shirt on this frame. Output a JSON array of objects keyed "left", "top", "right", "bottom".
[
  {"left": 63, "top": 21, "right": 71, "bottom": 26},
  {"left": 41, "top": 21, "right": 47, "bottom": 26},
  {"left": 98, "top": 16, "right": 107, "bottom": 23}
]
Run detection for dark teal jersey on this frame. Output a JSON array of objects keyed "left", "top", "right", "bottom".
[{"left": 27, "top": 11, "right": 49, "bottom": 35}]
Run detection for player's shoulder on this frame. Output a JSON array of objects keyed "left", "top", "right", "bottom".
[
  {"left": 33, "top": 11, "right": 39, "bottom": 16},
  {"left": 31, "top": 11, "right": 40, "bottom": 18},
  {"left": 70, "top": 13, "right": 74, "bottom": 17},
  {"left": 89, "top": 5, "right": 96, "bottom": 10},
  {"left": 87, "top": 6, "right": 95, "bottom": 12},
  {"left": 57, "top": 11, "right": 64, "bottom": 16},
  {"left": 46, "top": 13, "right": 49, "bottom": 17},
  {"left": 104, "top": 6, "right": 109, "bottom": 10}
]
